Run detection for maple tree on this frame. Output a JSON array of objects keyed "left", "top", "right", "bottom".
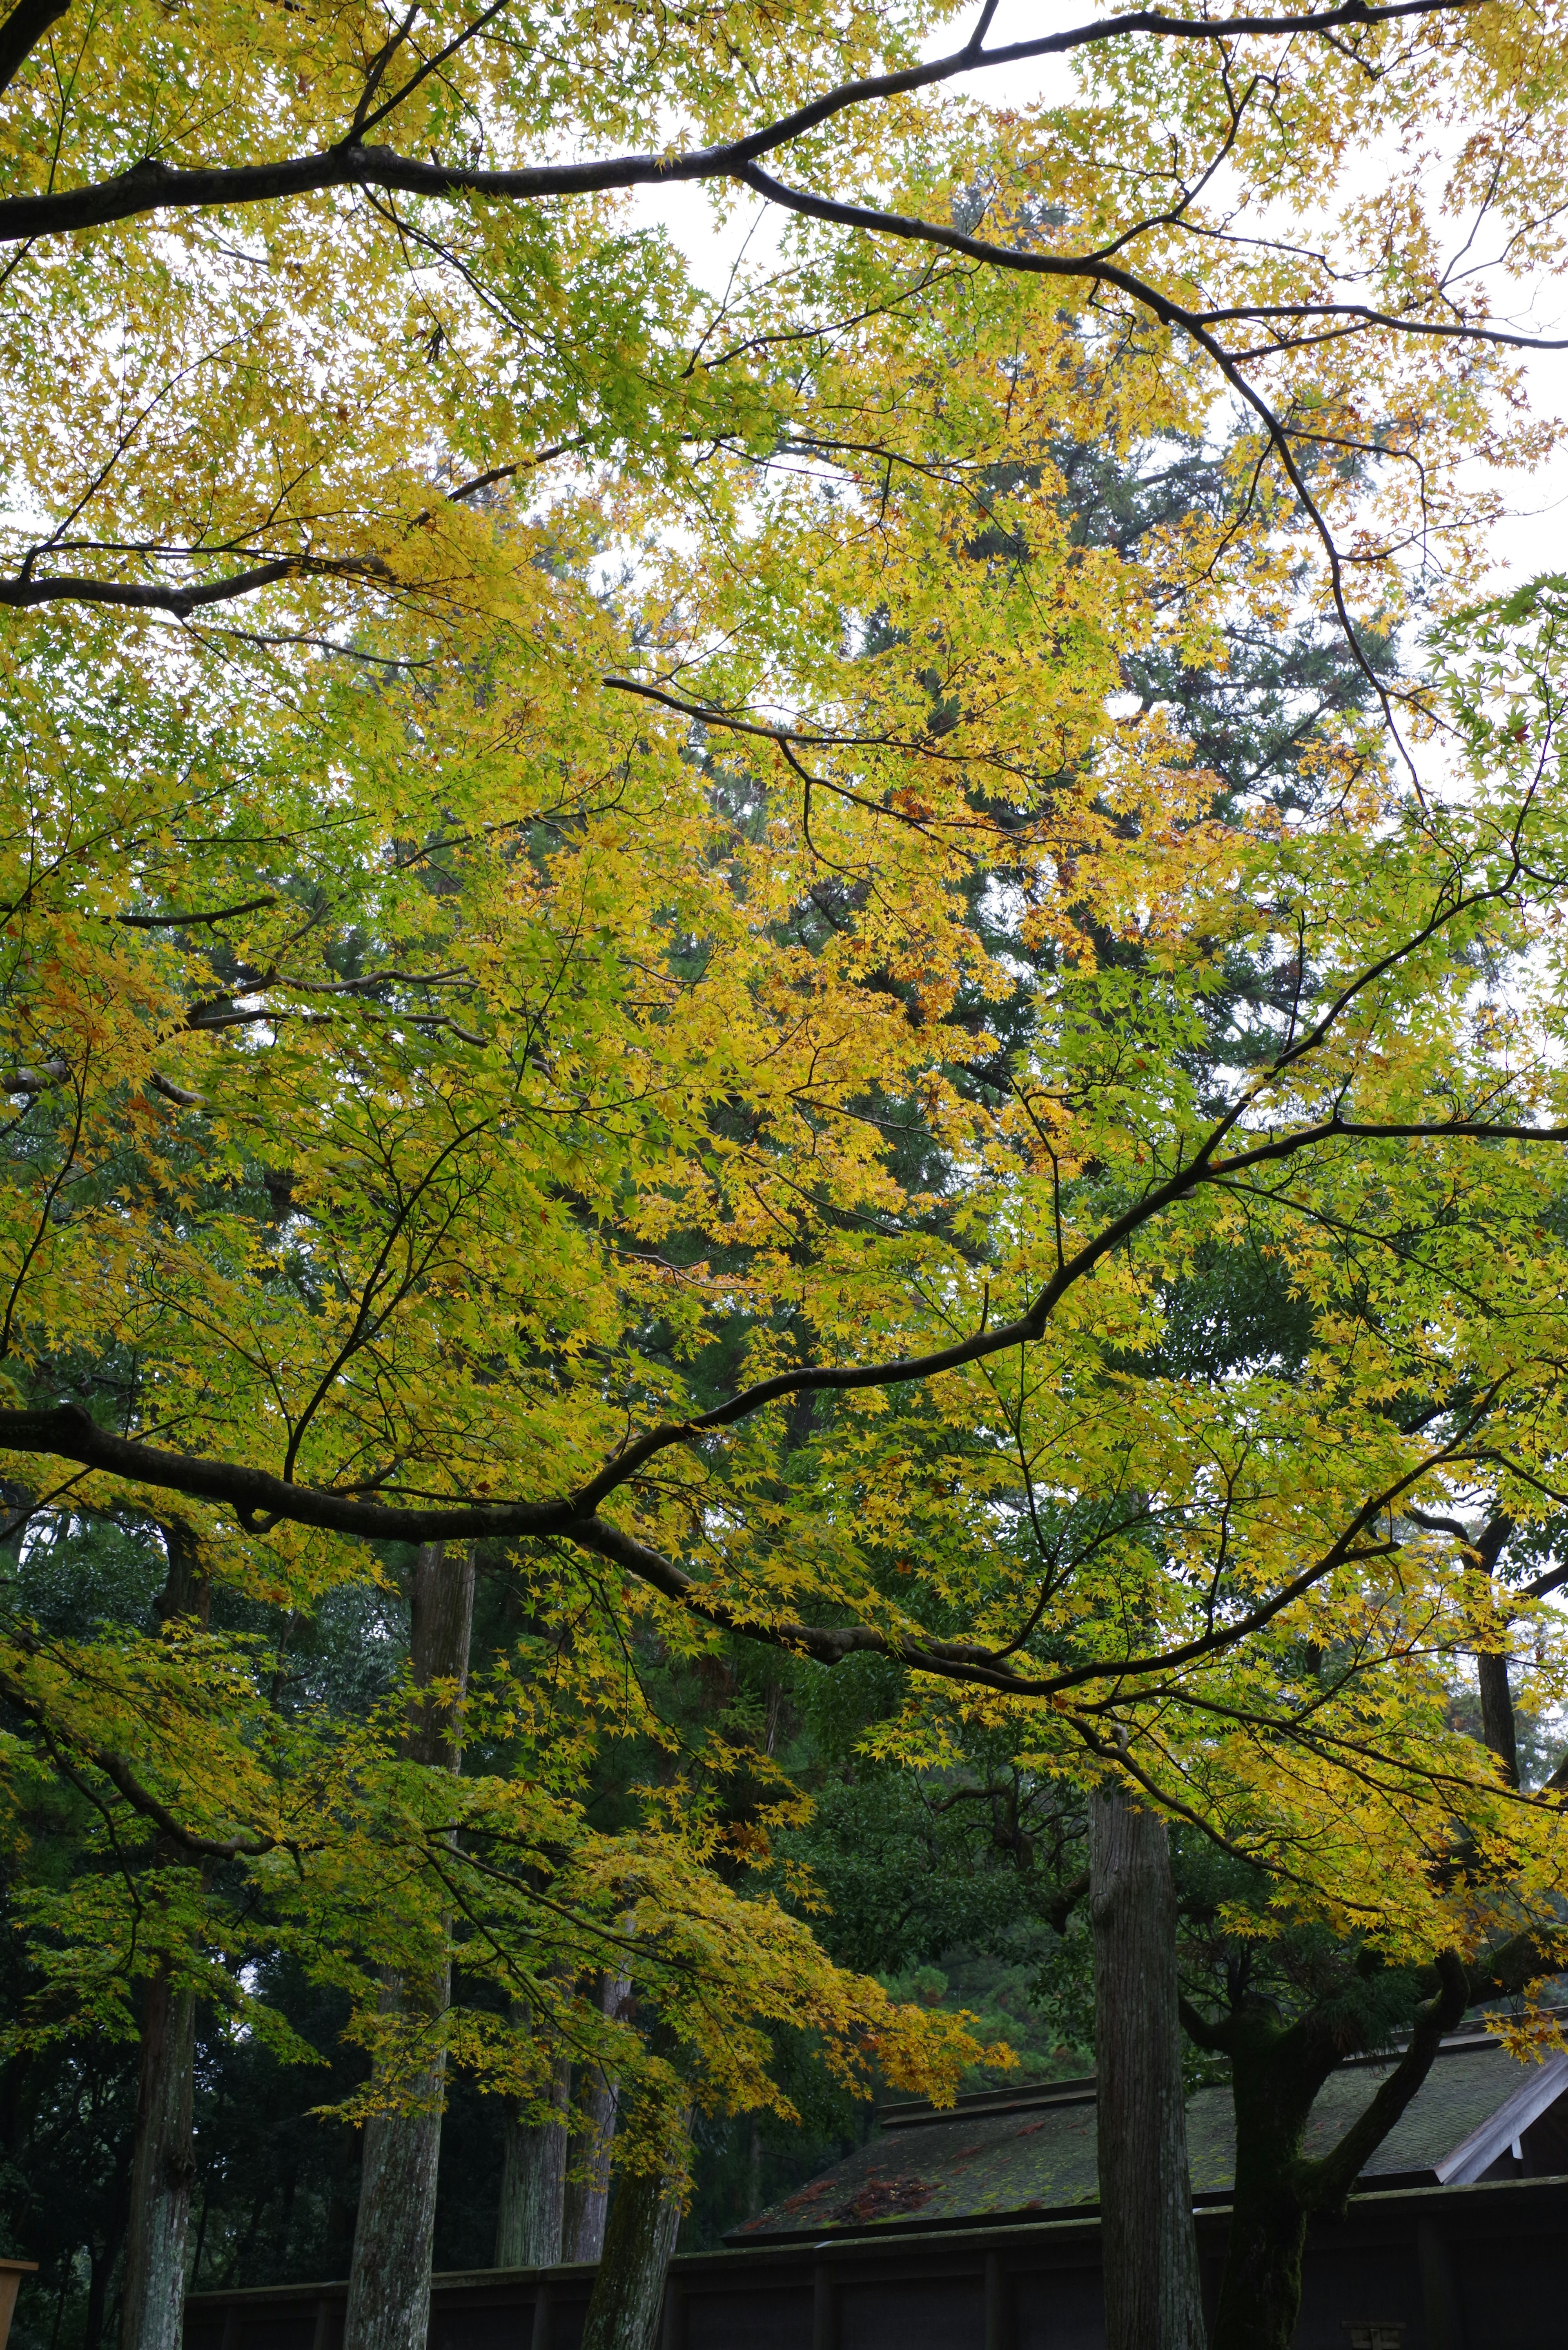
[
  {"left": 6, "top": 0, "right": 1568, "bottom": 1652},
  {"left": 8, "top": 0, "right": 1568, "bottom": 2344}
]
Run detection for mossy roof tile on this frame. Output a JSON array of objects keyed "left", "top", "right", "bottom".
[{"left": 738, "top": 2041, "right": 1564, "bottom": 2240}]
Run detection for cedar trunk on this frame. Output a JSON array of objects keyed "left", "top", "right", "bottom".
[
  {"left": 1477, "top": 1650, "right": 1519, "bottom": 1787},
  {"left": 578, "top": 2115, "right": 689, "bottom": 2350},
  {"left": 563, "top": 1969, "right": 632, "bottom": 2264},
  {"left": 119, "top": 1521, "right": 211, "bottom": 2350},
  {"left": 343, "top": 2089, "right": 446, "bottom": 2350},
  {"left": 495, "top": 2055, "right": 570, "bottom": 2267},
  {"left": 1088, "top": 1784, "right": 1206, "bottom": 2350},
  {"left": 118, "top": 1970, "right": 197, "bottom": 2350},
  {"left": 343, "top": 1542, "right": 475, "bottom": 2350},
  {"left": 1473, "top": 1515, "right": 1519, "bottom": 1788}
]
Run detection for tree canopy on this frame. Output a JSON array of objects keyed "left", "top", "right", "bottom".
[{"left": 4, "top": 0, "right": 1568, "bottom": 2338}]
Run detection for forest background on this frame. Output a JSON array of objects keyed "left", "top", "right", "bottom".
[{"left": 5, "top": 0, "right": 1568, "bottom": 2347}]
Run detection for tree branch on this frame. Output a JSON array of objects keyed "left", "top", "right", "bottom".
[
  {"left": 110, "top": 895, "right": 277, "bottom": 930},
  {"left": 1178, "top": 1993, "right": 1234, "bottom": 2053},
  {"left": 0, "top": 2, "right": 1485, "bottom": 246},
  {"left": 0, "top": 1658, "right": 282, "bottom": 1860},
  {"left": 0, "top": 557, "right": 385, "bottom": 615},
  {"left": 0, "top": 0, "right": 69, "bottom": 99},
  {"left": 1291, "top": 1949, "right": 1468, "bottom": 2213}
]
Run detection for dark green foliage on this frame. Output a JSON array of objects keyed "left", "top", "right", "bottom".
[
  {"left": 185, "top": 1970, "right": 368, "bottom": 2296},
  {"left": 0, "top": 2035, "right": 137, "bottom": 2350}
]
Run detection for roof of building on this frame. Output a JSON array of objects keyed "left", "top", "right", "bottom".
[{"left": 732, "top": 2031, "right": 1568, "bottom": 2244}]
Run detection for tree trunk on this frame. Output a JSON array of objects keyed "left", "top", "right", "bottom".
[
  {"left": 1196, "top": 1954, "right": 1468, "bottom": 2350},
  {"left": 495, "top": 2053, "right": 570, "bottom": 2267},
  {"left": 1088, "top": 1783, "right": 1206, "bottom": 2350},
  {"left": 153, "top": 1516, "right": 210, "bottom": 1630},
  {"left": 343, "top": 1541, "right": 476, "bottom": 2350},
  {"left": 344, "top": 2094, "right": 446, "bottom": 2350},
  {"left": 118, "top": 1971, "right": 197, "bottom": 2350},
  {"left": 1477, "top": 1649, "right": 1519, "bottom": 1786},
  {"left": 85, "top": 2143, "right": 131, "bottom": 2350},
  {"left": 564, "top": 1968, "right": 632, "bottom": 2264},
  {"left": 118, "top": 1519, "right": 211, "bottom": 2350},
  {"left": 578, "top": 2111, "right": 690, "bottom": 2350},
  {"left": 1205, "top": 2011, "right": 1319, "bottom": 2350},
  {"left": 1472, "top": 1515, "right": 1518, "bottom": 1787},
  {"left": 563, "top": 2068, "right": 617, "bottom": 2265}
]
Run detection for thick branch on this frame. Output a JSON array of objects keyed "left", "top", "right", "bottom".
[
  {"left": 0, "top": 954, "right": 1555, "bottom": 1680},
  {"left": 1291, "top": 1949, "right": 1468, "bottom": 2213},
  {"left": 1462, "top": 1926, "right": 1568, "bottom": 2001},
  {"left": 1178, "top": 1994, "right": 1234, "bottom": 2053},
  {"left": 0, "top": 1403, "right": 576, "bottom": 1542},
  {"left": 0, "top": 1404, "right": 1484, "bottom": 1707},
  {"left": 0, "top": 556, "right": 386, "bottom": 615},
  {"left": 0, "top": 0, "right": 68, "bottom": 98},
  {"left": 0, "top": 2, "right": 1482, "bottom": 246},
  {"left": 1, "top": 1061, "right": 69, "bottom": 1094},
  {"left": 1047, "top": 1866, "right": 1091, "bottom": 1932}
]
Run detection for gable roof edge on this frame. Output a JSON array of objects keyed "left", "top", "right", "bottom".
[{"left": 1434, "top": 2050, "right": 1568, "bottom": 2185}]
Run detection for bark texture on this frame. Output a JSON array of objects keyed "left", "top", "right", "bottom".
[
  {"left": 400, "top": 1538, "right": 478, "bottom": 1775},
  {"left": 1190, "top": 1951, "right": 1469, "bottom": 2350},
  {"left": 1477, "top": 1649, "right": 1519, "bottom": 1786},
  {"left": 118, "top": 1521, "right": 210, "bottom": 2350},
  {"left": 578, "top": 2112, "right": 689, "bottom": 2350},
  {"left": 564, "top": 1968, "right": 632, "bottom": 2264},
  {"left": 344, "top": 2098, "right": 446, "bottom": 2350},
  {"left": 343, "top": 1541, "right": 476, "bottom": 2350},
  {"left": 118, "top": 1971, "right": 197, "bottom": 2350},
  {"left": 1088, "top": 1783, "right": 1206, "bottom": 2350},
  {"left": 495, "top": 2053, "right": 570, "bottom": 2267},
  {"left": 1204, "top": 2008, "right": 1314, "bottom": 2350},
  {"left": 1472, "top": 1516, "right": 1519, "bottom": 1787},
  {"left": 152, "top": 1516, "right": 210, "bottom": 1630}
]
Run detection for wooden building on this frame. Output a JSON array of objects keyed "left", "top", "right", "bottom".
[{"left": 183, "top": 2025, "right": 1568, "bottom": 2350}]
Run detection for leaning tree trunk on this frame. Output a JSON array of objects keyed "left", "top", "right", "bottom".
[
  {"left": 578, "top": 2109, "right": 690, "bottom": 2350},
  {"left": 1089, "top": 1782, "right": 1207, "bottom": 2350},
  {"left": 496, "top": 2051, "right": 571, "bottom": 2267},
  {"left": 119, "top": 1518, "right": 211, "bottom": 2350},
  {"left": 118, "top": 1969, "right": 197, "bottom": 2350},
  {"left": 343, "top": 1541, "right": 476, "bottom": 2350},
  {"left": 564, "top": 1967, "right": 632, "bottom": 2263}
]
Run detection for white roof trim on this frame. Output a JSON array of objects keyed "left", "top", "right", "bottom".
[{"left": 1434, "top": 2050, "right": 1568, "bottom": 2184}]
